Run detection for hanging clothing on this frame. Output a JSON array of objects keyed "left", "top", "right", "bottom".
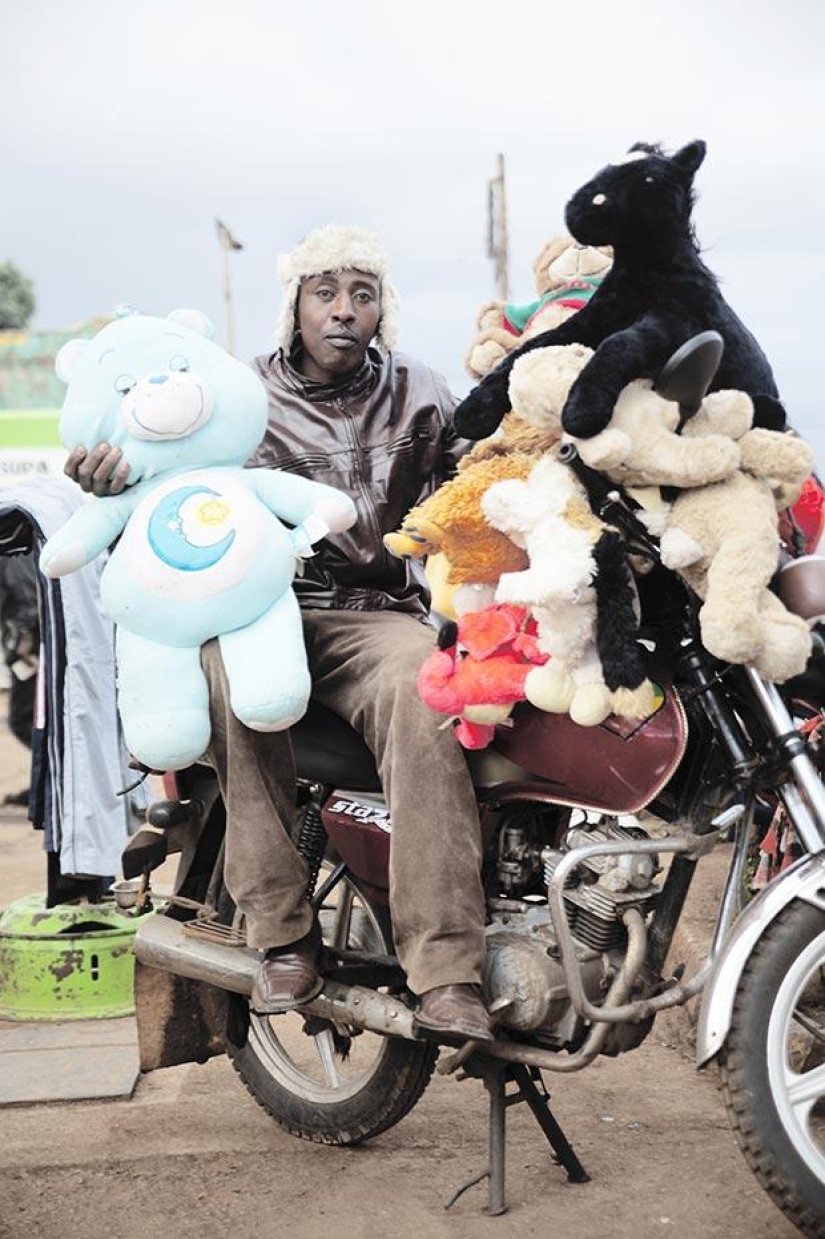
[
  {"left": 0, "top": 478, "right": 149, "bottom": 877},
  {"left": 0, "top": 548, "right": 39, "bottom": 753}
]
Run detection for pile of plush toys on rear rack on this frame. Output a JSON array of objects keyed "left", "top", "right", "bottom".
[{"left": 385, "top": 139, "right": 823, "bottom": 748}]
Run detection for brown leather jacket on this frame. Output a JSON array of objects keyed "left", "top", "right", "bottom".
[{"left": 248, "top": 348, "right": 464, "bottom": 617}]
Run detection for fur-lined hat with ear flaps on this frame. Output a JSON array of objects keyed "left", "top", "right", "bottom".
[{"left": 275, "top": 224, "right": 400, "bottom": 353}]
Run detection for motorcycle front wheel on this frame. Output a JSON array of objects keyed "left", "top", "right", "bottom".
[
  {"left": 719, "top": 898, "right": 825, "bottom": 1239},
  {"left": 227, "top": 867, "right": 438, "bottom": 1146}
]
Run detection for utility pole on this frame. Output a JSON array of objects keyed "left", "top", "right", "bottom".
[
  {"left": 215, "top": 218, "right": 243, "bottom": 356},
  {"left": 487, "top": 153, "right": 509, "bottom": 300}
]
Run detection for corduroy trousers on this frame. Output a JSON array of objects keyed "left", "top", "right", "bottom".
[{"left": 200, "top": 608, "right": 486, "bottom": 996}]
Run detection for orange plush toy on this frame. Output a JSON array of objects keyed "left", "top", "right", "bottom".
[
  {"left": 383, "top": 412, "right": 562, "bottom": 618},
  {"left": 416, "top": 603, "right": 548, "bottom": 749}
]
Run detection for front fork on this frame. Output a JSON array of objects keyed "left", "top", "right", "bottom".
[
  {"left": 676, "top": 632, "right": 825, "bottom": 856},
  {"left": 743, "top": 667, "right": 825, "bottom": 853},
  {"left": 694, "top": 667, "right": 825, "bottom": 1065}
]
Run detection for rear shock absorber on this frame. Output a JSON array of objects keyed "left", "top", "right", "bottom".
[{"left": 295, "top": 785, "right": 328, "bottom": 898}]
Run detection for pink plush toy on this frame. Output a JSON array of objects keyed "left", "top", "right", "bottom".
[{"left": 416, "top": 603, "right": 548, "bottom": 749}]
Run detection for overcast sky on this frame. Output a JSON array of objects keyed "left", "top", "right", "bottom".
[{"left": 2, "top": 0, "right": 823, "bottom": 460}]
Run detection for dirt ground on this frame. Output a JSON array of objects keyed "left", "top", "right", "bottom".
[{"left": 0, "top": 689, "right": 801, "bottom": 1239}]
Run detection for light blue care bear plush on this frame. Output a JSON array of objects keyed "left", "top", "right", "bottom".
[{"left": 39, "top": 306, "right": 357, "bottom": 771}]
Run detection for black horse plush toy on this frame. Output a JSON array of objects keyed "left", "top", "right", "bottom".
[{"left": 454, "top": 141, "right": 785, "bottom": 440}]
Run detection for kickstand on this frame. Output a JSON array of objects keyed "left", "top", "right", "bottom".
[{"left": 444, "top": 1060, "right": 590, "bottom": 1216}]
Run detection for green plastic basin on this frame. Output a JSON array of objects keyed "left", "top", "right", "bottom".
[{"left": 0, "top": 893, "right": 153, "bottom": 1021}]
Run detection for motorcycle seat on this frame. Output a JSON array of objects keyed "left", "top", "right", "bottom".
[
  {"left": 290, "top": 702, "right": 528, "bottom": 796},
  {"left": 292, "top": 700, "right": 381, "bottom": 791}
]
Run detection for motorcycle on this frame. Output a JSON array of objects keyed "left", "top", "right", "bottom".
[{"left": 124, "top": 337, "right": 825, "bottom": 1236}]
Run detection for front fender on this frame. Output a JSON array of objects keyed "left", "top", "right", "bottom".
[{"left": 696, "top": 852, "right": 825, "bottom": 1067}]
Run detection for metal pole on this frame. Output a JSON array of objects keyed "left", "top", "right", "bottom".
[
  {"left": 215, "top": 219, "right": 243, "bottom": 357},
  {"left": 222, "top": 246, "right": 235, "bottom": 357},
  {"left": 487, "top": 153, "right": 509, "bottom": 300},
  {"left": 509, "top": 1065, "right": 590, "bottom": 1183},
  {"left": 495, "top": 152, "right": 509, "bottom": 301}
]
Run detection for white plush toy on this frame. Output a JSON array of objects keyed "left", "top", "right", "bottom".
[
  {"left": 481, "top": 454, "right": 609, "bottom": 725},
  {"left": 481, "top": 452, "right": 656, "bottom": 726}
]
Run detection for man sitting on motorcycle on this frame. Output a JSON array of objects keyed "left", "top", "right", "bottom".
[{"left": 64, "top": 225, "right": 492, "bottom": 1043}]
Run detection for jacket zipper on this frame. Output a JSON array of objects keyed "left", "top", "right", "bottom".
[{"left": 337, "top": 398, "right": 386, "bottom": 574}]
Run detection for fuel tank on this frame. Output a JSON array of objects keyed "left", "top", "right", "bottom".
[{"left": 489, "top": 688, "right": 687, "bottom": 815}]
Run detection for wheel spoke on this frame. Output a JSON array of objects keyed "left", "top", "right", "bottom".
[
  {"left": 237, "top": 866, "right": 402, "bottom": 1111},
  {"left": 314, "top": 1028, "right": 341, "bottom": 1087},
  {"left": 785, "top": 1060, "right": 825, "bottom": 1113},
  {"left": 792, "top": 1008, "right": 825, "bottom": 1046}
]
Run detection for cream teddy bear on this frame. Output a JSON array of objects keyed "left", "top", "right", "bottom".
[
  {"left": 515, "top": 342, "right": 748, "bottom": 540},
  {"left": 558, "top": 359, "right": 745, "bottom": 491},
  {"left": 537, "top": 344, "right": 814, "bottom": 682},
  {"left": 465, "top": 237, "right": 613, "bottom": 381},
  {"left": 658, "top": 407, "right": 814, "bottom": 682}
]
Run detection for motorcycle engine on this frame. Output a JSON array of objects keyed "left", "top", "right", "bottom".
[
  {"left": 484, "top": 815, "right": 662, "bottom": 1042},
  {"left": 546, "top": 821, "right": 661, "bottom": 952}
]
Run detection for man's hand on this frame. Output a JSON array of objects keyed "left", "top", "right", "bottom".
[{"left": 64, "top": 443, "right": 132, "bottom": 497}]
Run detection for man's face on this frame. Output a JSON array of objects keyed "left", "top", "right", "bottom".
[{"left": 295, "top": 269, "right": 381, "bottom": 383}]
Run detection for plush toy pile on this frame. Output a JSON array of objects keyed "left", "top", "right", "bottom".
[
  {"left": 388, "top": 138, "right": 818, "bottom": 749},
  {"left": 40, "top": 307, "right": 356, "bottom": 771}
]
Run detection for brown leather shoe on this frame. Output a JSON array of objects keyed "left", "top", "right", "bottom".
[
  {"left": 249, "top": 924, "right": 324, "bottom": 1015},
  {"left": 414, "top": 983, "right": 493, "bottom": 1043}
]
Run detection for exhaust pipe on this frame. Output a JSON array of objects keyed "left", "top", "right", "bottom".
[
  {"left": 135, "top": 913, "right": 632, "bottom": 1074},
  {"left": 134, "top": 914, "right": 417, "bottom": 1039}
]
